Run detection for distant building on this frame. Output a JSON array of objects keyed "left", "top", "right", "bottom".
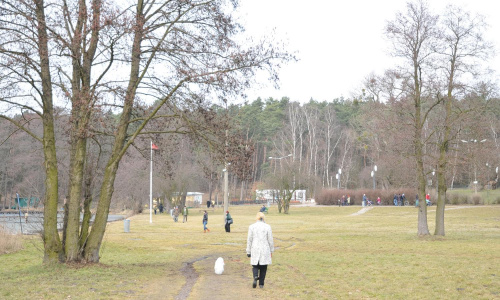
[
  {"left": 186, "top": 192, "right": 204, "bottom": 207},
  {"left": 13, "top": 197, "right": 40, "bottom": 209},
  {"left": 255, "top": 189, "right": 306, "bottom": 203}
]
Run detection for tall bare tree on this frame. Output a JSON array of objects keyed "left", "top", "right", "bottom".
[
  {"left": 0, "top": 0, "right": 290, "bottom": 263},
  {"left": 386, "top": 0, "right": 440, "bottom": 236},
  {"left": 433, "top": 5, "right": 493, "bottom": 236}
]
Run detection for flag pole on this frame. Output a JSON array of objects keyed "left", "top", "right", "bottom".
[{"left": 150, "top": 140, "right": 153, "bottom": 223}]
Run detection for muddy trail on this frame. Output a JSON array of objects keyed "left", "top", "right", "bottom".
[{"left": 172, "top": 251, "right": 256, "bottom": 300}]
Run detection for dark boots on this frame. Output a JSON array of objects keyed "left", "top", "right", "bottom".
[
  {"left": 252, "top": 264, "right": 267, "bottom": 288},
  {"left": 253, "top": 277, "right": 258, "bottom": 288}
]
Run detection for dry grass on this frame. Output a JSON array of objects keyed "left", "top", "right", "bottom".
[
  {"left": 0, "top": 205, "right": 499, "bottom": 299},
  {"left": 0, "top": 225, "right": 23, "bottom": 255}
]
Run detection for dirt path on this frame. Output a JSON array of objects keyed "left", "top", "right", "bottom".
[
  {"left": 174, "top": 251, "right": 256, "bottom": 300},
  {"left": 175, "top": 256, "right": 209, "bottom": 300}
]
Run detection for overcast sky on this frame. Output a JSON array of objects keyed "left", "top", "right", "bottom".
[{"left": 235, "top": 0, "right": 500, "bottom": 103}]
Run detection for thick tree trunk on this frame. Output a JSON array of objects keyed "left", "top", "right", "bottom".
[
  {"left": 83, "top": 161, "right": 119, "bottom": 262},
  {"left": 35, "top": 0, "right": 63, "bottom": 263},
  {"left": 414, "top": 65, "right": 430, "bottom": 236},
  {"left": 66, "top": 137, "right": 88, "bottom": 261},
  {"left": 435, "top": 110, "right": 452, "bottom": 235},
  {"left": 435, "top": 56, "right": 455, "bottom": 236},
  {"left": 42, "top": 118, "right": 63, "bottom": 263}
]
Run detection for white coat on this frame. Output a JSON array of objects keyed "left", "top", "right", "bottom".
[{"left": 246, "top": 220, "right": 274, "bottom": 265}]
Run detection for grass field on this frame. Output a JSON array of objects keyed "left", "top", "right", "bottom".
[
  {"left": 446, "top": 188, "right": 500, "bottom": 205},
  {"left": 0, "top": 205, "right": 499, "bottom": 299}
]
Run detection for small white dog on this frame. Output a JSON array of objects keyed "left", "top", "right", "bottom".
[{"left": 214, "top": 257, "right": 225, "bottom": 275}]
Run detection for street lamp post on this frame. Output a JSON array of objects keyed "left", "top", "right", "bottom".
[
  {"left": 431, "top": 169, "right": 438, "bottom": 194},
  {"left": 223, "top": 162, "right": 230, "bottom": 214},
  {"left": 371, "top": 165, "right": 377, "bottom": 189},
  {"left": 337, "top": 168, "right": 342, "bottom": 189},
  {"left": 269, "top": 154, "right": 292, "bottom": 174}
]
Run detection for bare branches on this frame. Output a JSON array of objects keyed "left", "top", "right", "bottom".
[{"left": 0, "top": 115, "right": 42, "bottom": 143}]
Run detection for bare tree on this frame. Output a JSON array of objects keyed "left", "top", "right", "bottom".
[
  {"left": 0, "top": 0, "right": 290, "bottom": 263},
  {"left": 386, "top": 0, "right": 440, "bottom": 236},
  {"left": 433, "top": 5, "right": 493, "bottom": 236}
]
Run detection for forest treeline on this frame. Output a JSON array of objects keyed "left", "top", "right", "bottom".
[{"left": 2, "top": 94, "right": 499, "bottom": 209}]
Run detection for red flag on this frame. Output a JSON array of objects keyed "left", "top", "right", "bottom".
[{"left": 152, "top": 143, "right": 159, "bottom": 150}]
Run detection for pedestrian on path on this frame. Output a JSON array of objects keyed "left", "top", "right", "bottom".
[
  {"left": 173, "top": 207, "right": 179, "bottom": 222},
  {"left": 203, "top": 210, "right": 210, "bottom": 233},
  {"left": 246, "top": 212, "right": 274, "bottom": 289},
  {"left": 225, "top": 211, "right": 233, "bottom": 233},
  {"left": 182, "top": 206, "right": 189, "bottom": 223}
]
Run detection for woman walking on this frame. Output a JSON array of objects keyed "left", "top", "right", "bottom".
[
  {"left": 246, "top": 212, "right": 274, "bottom": 288},
  {"left": 225, "top": 211, "right": 233, "bottom": 233},
  {"left": 203, "top": 210, "right": 210, "bottom": 233}
]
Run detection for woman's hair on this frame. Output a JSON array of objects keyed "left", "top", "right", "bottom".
[{"left": 256, "top": 212, "right": 265, "bottom": 221}]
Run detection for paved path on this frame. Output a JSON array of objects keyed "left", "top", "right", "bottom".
[{"left": 349, "top": 206, "right": 374, "bottom": 216}]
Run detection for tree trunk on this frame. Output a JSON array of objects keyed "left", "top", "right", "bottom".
[
  {"left": 83, "top": 160, "right": 119, "bottom": 262},
  {"left": 208, "top": 174, "right": 213, "bottom": 203},
  {"left": 415, "top": 64, "right": 430, "bottom": 236},
  {"left": 80, "top": 176, "right": 92, "bottom": 249},
  {"left": 275, "top": 190, "right": 282, "bottom": 213},
  {"left": 240, "top": 181, "right": 245, "bottom": 202},
  {"left": 35, "top": 0, "right": 63, "bottom": 263},
  {"left": 66, "top": 137, "right": 88, "bottom": 261}
]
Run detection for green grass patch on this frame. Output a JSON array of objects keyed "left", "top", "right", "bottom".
[
  {"left": 447, "top": 188, "right": 500, "bottom": 205},
  {"left": 0, "top": 205, "right": 499, "bottom": 299}
]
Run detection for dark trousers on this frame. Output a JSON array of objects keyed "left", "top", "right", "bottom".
[
  {"left": 252, "top": 264, "right": 268, "bottom": 286},
  {"left": 225, "top": 222, "right": 231, "bottom": 232}
]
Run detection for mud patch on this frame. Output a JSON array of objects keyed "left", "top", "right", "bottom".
[{"left": 175, "top": 256, "right": 208, "bottom": 300}]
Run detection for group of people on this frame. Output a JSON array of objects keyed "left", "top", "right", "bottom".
[
  {"left": 202, "top": 205, "right": 275, "bottom": 289},
  {"left": 171, "top": 206, "right": 189, "bottom": 222},
  {"left": 393, "top": 193, "right": 407, "bottom": 206},
  {"left": 154, "top": 203, "right": 164, "bottom": 215},
  {"left": 340, "top": 195, "right": 351, "bottom": 206},
  {"left": 201, "top": 209, "right": 233, "bottom": 233}
]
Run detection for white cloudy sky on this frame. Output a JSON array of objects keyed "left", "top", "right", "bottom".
[{"left": 235, "top": 0, "right": 500, "bottom": 102}]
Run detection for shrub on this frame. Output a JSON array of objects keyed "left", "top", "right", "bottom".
[
  {"left": 0, "top": 225, "right": 23, "bottom": 255},
  {"left": 471, "top": 195, "right": 482, "bottom": 205}
]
